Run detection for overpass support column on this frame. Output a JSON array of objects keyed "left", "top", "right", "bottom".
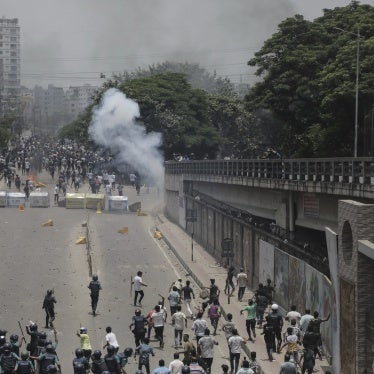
[{"left": 289, "top": 191, "right": 295, "bottom": 232}]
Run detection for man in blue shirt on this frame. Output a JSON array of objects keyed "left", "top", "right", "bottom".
[{"left": 153, "top": 359, "right": 171, "bottom": 374}]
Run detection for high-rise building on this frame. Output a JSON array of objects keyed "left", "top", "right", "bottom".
[{"left": 0, "top": 17, "right": 20, "bottom": 119}]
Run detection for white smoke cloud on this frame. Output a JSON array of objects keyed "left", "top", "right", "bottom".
[{"left": 88, "top": 88, "right": 164, "bottom": 189}]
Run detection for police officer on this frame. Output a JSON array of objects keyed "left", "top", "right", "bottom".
[
  {"left": 129, "top": 309, "right": 148, "bottom": 347},
  {"left": 10, "top": 334, "right": 21, "bottom": 356},
  {"left": 42, "top": 290, "right": 56, "bottom": 328},
  {"left": 90, "top": 350, "right": 108, "bottom": 374},
  {"left": 104, "top": 345, "right": 121, "bottom": 374},
  {"left": 0, "top": 342, "right": 19, "bottom": 374},
  {"left": 73, "top": 348, "right": 90, "bottom": 373},
  {"left": 14, "top": 351, "right": 35, "bottom": 373},
  {"left": 25, "top": 323, "right": 39, "bottom": 358},
  {"left": 31, "top": 345, "right": 60, "bottom": 374},
  {"left": 88, "top": 274, "right": 102, "bottom": 316}
]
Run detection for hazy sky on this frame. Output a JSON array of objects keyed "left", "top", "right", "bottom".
[{"left": 1, "top": 0, "right": 372, "bottom": 88}]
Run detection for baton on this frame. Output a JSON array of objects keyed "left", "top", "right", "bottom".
[
  {"left": 130, "top": 273, "right": 133, "bottom": 296},
  {"left": 18, "top": 321, "right": 26, "bottom": 342}
]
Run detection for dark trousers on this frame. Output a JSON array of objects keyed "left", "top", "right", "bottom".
[
  {"left": 134, "top": 290, "right": 144, "bottom": 305},
  {"left": 246, "top": 318, "right": 256, "bottom": 339},
  {"left": 202, "top": 357, "right": 213, "bottom": 374},
  {"left": 229, "top": 352, "right": 240, "bottom": 373},
  {"left": 91, "top": 294, "right": 99, "bottom": 312},
  {"left": 45, "top": 308, "right": 55, "bottom": 327},
  {"left": 238, "top": 286, "right": 246, "bottom": 301},
  {"left": 154, "top": 326, "right": 164, "bottom": 345},
  {"left": 134, "top": 332, "right": 145, "bottom": 347},
  {"left": 139, "top": 362, "right": 150, "bottom": 374}
]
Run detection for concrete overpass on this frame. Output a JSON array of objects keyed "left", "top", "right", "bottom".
[
  {"left": 165, "top": 157, "right": 374, "bottom": 233},
  {"left": 164, "top": 157, "right": 374, "bottom": 373}
]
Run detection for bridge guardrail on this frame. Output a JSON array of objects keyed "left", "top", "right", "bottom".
[{"left": 165, "top": 158, "right": 374, "bottom": 185}]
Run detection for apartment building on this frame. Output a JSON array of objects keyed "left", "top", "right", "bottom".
[{"left": 0, "top": 17, "right": 20, "bottom": 118}]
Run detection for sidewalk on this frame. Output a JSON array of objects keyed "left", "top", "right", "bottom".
[{"left": 156, "top": 214, "right": 331, "bottom": 374}]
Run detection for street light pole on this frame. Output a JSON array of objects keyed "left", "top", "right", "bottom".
[
  {"left": 334, "top": 27, "right": 361, "bottom": 157},
  {"left": 354, "top": 29, "right": 360, "bottom": 158}
]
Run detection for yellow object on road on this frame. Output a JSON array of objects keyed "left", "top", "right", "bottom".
[
  {"left": 118, "top": 227, "right": 129, "bottom": 234},
  {"left": 18, "top": 205, "right": 25, "bottom": 211},
  {"left": 76, "top": 236, "right": 87, "bottom": 244},
  {"left": 154, "top": 230, "right": 162, "bottom": 240},
  {"left": 96, "top": 202, "right": 102, "bottom": 214},
  {"left": 41, "top": 219, "right": 54, "bottom": 227}
]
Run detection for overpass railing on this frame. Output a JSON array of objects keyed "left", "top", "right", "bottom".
[{"left": 165, "top": 158, "right": 374, "bottom": 184}]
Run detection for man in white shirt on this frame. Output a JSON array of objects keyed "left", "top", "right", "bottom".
[
  {"left": 236, "top": 268, "right": 248, "bottom": 302},
  {"left": 103, "top": 326, "right": 119, "bottom": 353},
  {"left": 169, "top": 352, "right": 184, "bottom": 374},
  {"left": 151, "top": 305, "right": 166, "bottom": 348},
  {"left": 300, "top": 309, "right": 314, "bottom": 336},
  {"left": 133, "top": 271, "right": 147, "bottom": 307},
  {"left": 191, "top": 312, "right": 208, "bottom": 343},
  {"left": 286, "top": 305, "right": 301, "bottom": 327},
  {"left": 171, "top": 305, "right": 187, "bottom": 348},
  {"left": 228, "top": 328, "right": 246, "bottom": 374}
]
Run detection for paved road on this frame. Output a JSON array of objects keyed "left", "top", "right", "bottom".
[{"left": 0, "top": 172, "right": 234, "bottom": 373}]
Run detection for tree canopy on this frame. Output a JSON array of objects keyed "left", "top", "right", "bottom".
[{"left": 246, "top": 1, "right": 374, "bottom": 157}]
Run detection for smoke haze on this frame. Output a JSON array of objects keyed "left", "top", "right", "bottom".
[
  {"left": 88, "top": 88, "right": 164, "bottom": 188},
  {"left": 1, "top": 0, "right": 363, "bottom": 88}
]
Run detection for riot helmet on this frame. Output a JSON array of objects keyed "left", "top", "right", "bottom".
[
  {"left": 92, "top": 274, "right": 98, "bottom": 281},
  {"left": 124, "top": 347, "right": 133, "bottom": 357},
  {"left": 182, "top": 367, "right": 191, "bottom": 374},
  {"left": 3, "top": 342, "right": 11, "bottom": 352},
  {"left": 75, "top": 348, "right": 84, "bottom": 358},
  {"left": 29, "top": 323, "right": 38, "bottom": 331},
  {"left": 10, "top": 333, "right": 18, "bottom": 342},
  {"left": 92, "top": 349, "right": 102, "bottom": 359},
  {"left": 106, "top": 345, "right": 115, "bottom": 355},
  {"left": 79, "top": 327, "right": 87, "bottom": 334}
]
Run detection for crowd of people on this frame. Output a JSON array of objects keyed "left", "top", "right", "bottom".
[{"left": 0, "top": 135, "right": 148, "bottom": 203}]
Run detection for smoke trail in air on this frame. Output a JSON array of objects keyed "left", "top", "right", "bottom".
[{"left": 88, "top": 88, "right": 164, "bottom": 189}]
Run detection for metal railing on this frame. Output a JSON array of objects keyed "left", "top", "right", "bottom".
[{"left": 165, "top": 158, "right": 374, "bottom": 185}]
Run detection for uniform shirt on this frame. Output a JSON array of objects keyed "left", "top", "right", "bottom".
[
  {"left": 242, "top": 304, "right": 257, "bottom": 319},
  {"left": 228, "top": 335, "right": 245, "bottom": 354},
  {"left": 105, "top": 332, "right": 119, "bottom": 348},
  {"left": 133, "top": 275, "right": 143, "bottom": 291}
]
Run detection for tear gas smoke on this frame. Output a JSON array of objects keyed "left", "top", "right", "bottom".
[{"left": 88, "top": 88, "right": 164, "bottom": 189}]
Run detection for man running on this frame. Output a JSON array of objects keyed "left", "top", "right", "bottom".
[{"left": 133, "top": 271, "right": 147, "bottom": 307}]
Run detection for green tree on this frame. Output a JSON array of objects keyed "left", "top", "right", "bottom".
[
  {"left": 121, "top": 73, "right": 221, "bottom": 159},
  {"left": 0, "top": 118, "right": 12, "bottom": 148},
  {"left": 246, "top": 1, "right": 374, "bottom": 157}
]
